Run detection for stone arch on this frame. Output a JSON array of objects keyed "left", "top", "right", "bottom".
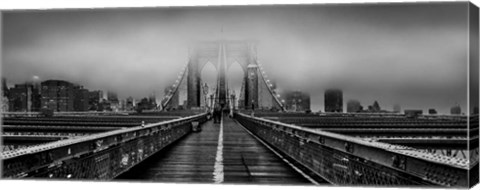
[{"left": 198, "top": 59, "right": 219, "bottom": 73}]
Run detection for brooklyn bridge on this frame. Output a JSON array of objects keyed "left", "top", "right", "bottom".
[{"left": 1, "top": 40, "right": 478, "bottom": 188}]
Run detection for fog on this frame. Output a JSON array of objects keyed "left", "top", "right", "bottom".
[{"left": 2, "top": 2, "right": 470, "bottom": 113}]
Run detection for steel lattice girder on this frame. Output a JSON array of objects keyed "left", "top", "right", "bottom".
[
  {"left": 235, "top": 113, "right": 471, "bottom": 187},
  {"left": 1, "top": 113, "right": 208, "bottom": 179}
]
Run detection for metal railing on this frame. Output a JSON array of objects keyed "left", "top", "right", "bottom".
[
  {"left": 235, "top": 112, "right": 472, "bottom": 187},
  {"left": 1, "top": 111, "right": 136, "bottom": 118},
  {"left": 1, "top": 113, "right": 208, "bottom": 179}
]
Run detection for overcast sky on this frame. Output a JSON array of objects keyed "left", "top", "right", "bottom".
[{"left": 2, "top": 2, "right": 470, "bottom": 113}]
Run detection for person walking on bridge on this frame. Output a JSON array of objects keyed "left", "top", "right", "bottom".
[
  {"left": 213, "top": 105, "right": 221, "bottom": 123},
  {"left": 251, "top": 102, "right": 255, "bottom": 116}
]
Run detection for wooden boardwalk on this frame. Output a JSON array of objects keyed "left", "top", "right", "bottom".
[{"left": 117, "top": 116, "right": 311, "bottom": 185}]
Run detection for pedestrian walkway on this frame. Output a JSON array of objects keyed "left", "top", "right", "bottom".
[
  {"left": 222, "top": 116, "right": 310, "bottom": 184},
  {"left": 117, "top": 115, "right": 310, "bottom": 184}
]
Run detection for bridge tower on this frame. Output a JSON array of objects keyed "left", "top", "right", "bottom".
[
  {"left": 246, "top": 64, "right": 258, "bottom": 109},
  {"left": 217, "top": 43, "right": 228, "bottom": 108},
  {"left": 185, "top": 40, "right": 259, "bottom": 109},
  {"left": 186, "top": 57, "right": 200, "bottom": 108}
]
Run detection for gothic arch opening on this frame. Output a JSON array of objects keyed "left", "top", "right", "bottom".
[
  {"left": 200, "top": 61, "right": 217, "bottom": 108},
  {"left": 227, "top": 61, "right": 245, "bottom": 108}
]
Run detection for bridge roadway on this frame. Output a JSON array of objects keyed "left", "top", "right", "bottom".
[{"left": 117, "top": 116, "right": 313, "bottom": 184}]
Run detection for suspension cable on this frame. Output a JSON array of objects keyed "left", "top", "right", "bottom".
[
  {"left": 161, "top": 62, "right": 188, "bottom": 110},
  {"left": 255, "top": 60, "right": 285, "bottom": 111}
]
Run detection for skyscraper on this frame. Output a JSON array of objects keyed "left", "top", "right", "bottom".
[
  {"left": 2, "top": 77, "right": 9, "bottom": 97},
  {"left": 126, "top": 96, "right": 135, "bottom": 111},
  {"left": 346, "top": 99, "right": 362, "bottom": 113},
  {"left": 283, "top": 91, "right": 311, "bottom": 112},
  {"left": 8, "top": 83, "right": 32, "bottom": 112},
  {"left": 107, "top": 91, "right": 119, "bottom": 104},
  {"left": 324, "top": 89, "right": 343, "bottom": 112},
  {"left": 148, "top": 92, "right": 157, "bottom": 107},
  {"left": 73, "top": 86, "right": 89, "bottom": 111},
  {"left": 88, "top": 90, "right": 103, "bottom": 110},
  {"left": 2, "top": 78, "right": 10, "bottom": 112},
  {"left": 40, "top": 80, "right": 75, "bottom": 112},
  {"left": 107, "top": 91, "right": 119, "bottom": 111},
  {"left": 8, "top": 82, "right": 41, "bottom": 112},
  {"left": 451, "top": 105, "right": 462, "bottom": 115},
  {"left": 393, "top": 104, "right": 402, "bottom": 113},
  {"left": 370, "top": 101, "right": 381, "bottom": 112}
]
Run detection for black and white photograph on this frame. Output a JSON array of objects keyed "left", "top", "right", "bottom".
[{"left": 1, "top": 1, "right": 479, "bottom": 189}]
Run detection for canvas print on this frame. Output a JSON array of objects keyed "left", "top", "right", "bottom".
[{"left": 1, "top": 1, "right": 479, "bottom": 188}]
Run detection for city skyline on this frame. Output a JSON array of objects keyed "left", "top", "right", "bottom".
[
  {"left": 2, "top": 76, "right": 468, "bottom": 114},
  {"left": 2, "top": 77, "right": 161, "bottom": 102},
  {"left": 2, "top": 2, "right": 470, "bottom": 113}
]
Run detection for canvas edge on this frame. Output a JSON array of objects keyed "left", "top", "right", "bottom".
[{"left": 468, "top": 1, "right": 480, "bottom": 189}]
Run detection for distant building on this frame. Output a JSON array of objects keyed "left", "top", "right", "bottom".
[
  {"left": 148, "top": 92, "right": 157, "bottom": 109},
  {"left": 88, "top": 90, "right": 103, "bottom": 110},
  {"left": 2, "top": 77, "right": 9, "bottom": 97},
  {"left": 324, "top": 89, "right": 342, "bottom": 112},
  {"left": 2, "top": 78, "right": 9, "bottom": 112},
  {"left": 8, "top": 84, "right": 32, "bottom": 112},
  {"left": 8, "top": 83, "right": 41, "bottom": 112},
  {"left": 119, "top": 99, "right": 126, "bottom": 111},
  {"left": 126, "top": 96, "right": 135, "bottom": 111},
  {"left": 137, "top": 97, "right": 156, "bottom": 111},
  {"left": 1, "top": 96, "right": 8, "bottom": 112},
  {"left": 393, "top": 104, "right": 401, "bottom": 113},
  {"left": 98, "top": 99, "right": 111, "bottom": 111},
  {"left": 40, "top": 80, "right": 75, "bottom": 112},
  {"left": 111, "top": 104, "right": 120, "bottom": 112},
  {"left": 283, "top": 91, "right": 310, "bottom": 112},
  {"left": 346, "top": 99, "right": 362, "bottom": 113},
  {"left": 369, "top": 101, "right": 381, "bottom": 112},
  {"left": 428, "top": 109, "right": 437, "bottom": 115},
  {"left": 106, "top": 91, "right": 119, "bottom": 111},
  {"left": 73, "top": 86, "right": 89, "bottom": 111},
  {"left": 107, "top": 91, "right": 119, "bottom": 104},
  {"left": 450, "top": 105, "right": 461, "bottom": 115},
  {"left": 405, "top": 109, "right": 423, "bottom": 118}
]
